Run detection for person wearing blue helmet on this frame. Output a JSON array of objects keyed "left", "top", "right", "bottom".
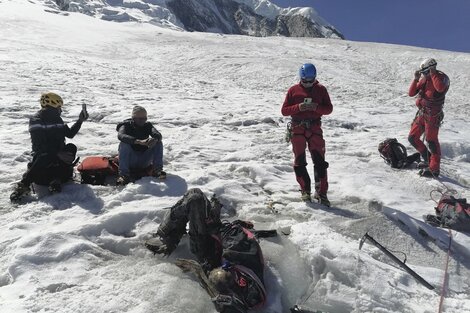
[{"left": 281, "top": 63, "right": 333, "bottom": 206}]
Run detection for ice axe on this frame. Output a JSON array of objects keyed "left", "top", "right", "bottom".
[{"left": 359, "top": 233, "right": 434, "bottom": 290}]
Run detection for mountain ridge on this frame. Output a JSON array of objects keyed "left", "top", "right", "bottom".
[{"left": 44, "top": 0, "right": 344, "bottom": 38}]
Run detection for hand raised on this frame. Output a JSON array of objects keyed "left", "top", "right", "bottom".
[{"left": 414, "top": 70, "right": 421, "bottom": 80}]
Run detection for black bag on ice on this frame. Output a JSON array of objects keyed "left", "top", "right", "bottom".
[{"left": 378, "top": 138, "right": 420, "bottom": 169}]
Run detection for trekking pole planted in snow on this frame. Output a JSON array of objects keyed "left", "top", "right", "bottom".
[{"left": 359, "top": 233, "right": 435, "bottom": 290}]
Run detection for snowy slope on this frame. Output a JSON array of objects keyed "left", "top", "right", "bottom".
[{"left": 1, "top": 1, "right": 470, "bottom": 313}]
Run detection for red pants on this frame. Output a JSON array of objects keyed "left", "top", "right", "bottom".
[
  {"left": 408, "top": 112, "right": 442, "bottom": 172},
  {"left": 291, "top": 124, "right": 329, "bottom": 195}
]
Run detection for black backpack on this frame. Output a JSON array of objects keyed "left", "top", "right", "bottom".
[
  {"left": 378, "top": 138, "right": 420, "bottom": 169},
  {"left": 220, "top": 220, "right": 265, "bottom": 280}
]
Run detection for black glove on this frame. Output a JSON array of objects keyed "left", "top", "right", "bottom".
[{"left": 78, "top": 109, "right": 89, "bottom": 122}]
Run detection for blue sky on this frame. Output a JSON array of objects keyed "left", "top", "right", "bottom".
[{"left": 271, "top": 0, "right": 470, "bottom": 53}]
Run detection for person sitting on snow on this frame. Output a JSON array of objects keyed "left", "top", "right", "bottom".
[
  {"left": 10, "top": 92, "right": 88, "bottom": 202},
  {"left": 116, "top": 105, "right": 165, "bottom": 185},
  {"left": 281, "top": 63, "right": 333, "bottom": 206},
  {"left": 145, "top": 188, "right": 270, "bottom": 313},
  {"left": 408, "top": 58, "right": 450, "bottom": 178}
]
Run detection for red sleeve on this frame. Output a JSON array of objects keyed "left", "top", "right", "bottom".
[
  {"left": 281, "top": 89, "right": 300, "bottom": 116},
  {"left": 430, "top": 73, "right": 449, "bottom": 93},
  {"left": 316, "top": 88, "right": 333, "bottom": 115},
  {"left": 408, "top": 79, "right": 419, "bottom": 96}
]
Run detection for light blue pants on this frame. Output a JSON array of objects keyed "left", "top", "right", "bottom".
[{"left": 118, "top": 142, "right": 163, "bottom": 176}]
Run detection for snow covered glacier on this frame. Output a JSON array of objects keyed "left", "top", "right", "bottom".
[{"left": 1, "top": 1, "right": 470, "bottom": 313}]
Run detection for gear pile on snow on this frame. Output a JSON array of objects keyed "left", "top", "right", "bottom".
[{"left": 425, "top": 195, "right": 470, "bottom": 232}]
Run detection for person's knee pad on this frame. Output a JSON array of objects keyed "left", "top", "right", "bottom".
[
  {"left": 312, "top": 152, "right": 329, "bottom": 178},
  {"left": 408, "top": 135, "right": 417, "bottom": 147},
  {"left": 428, "top": 140, "right": 439, "bottom": 154},
  {"left": 314, "top": 161, "right": 329, "bottom": 178}
]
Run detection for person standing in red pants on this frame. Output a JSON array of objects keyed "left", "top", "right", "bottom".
[
  {"left": 281, "top": 63, "right": 333, "bottom": 206},
  {"left": 408, "top": 58, "right": 450, "bottom": 178}
]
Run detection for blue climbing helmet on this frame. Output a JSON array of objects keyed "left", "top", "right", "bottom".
[{"left": 299, "top": 63, "right": 317, "bottom": 81}]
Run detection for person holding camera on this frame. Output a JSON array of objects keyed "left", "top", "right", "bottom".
[
  {"left": 408, "top": 58, "right": 450, "bottom": 178},
  {"left": 10, "top": 92, "right": 88, "bottom": 202},
  {"left": 116, "top": 105, "right": 165, "bottom": 185},
  {"left": 281, "top": 63, "right": 333, "bottom": 206}
]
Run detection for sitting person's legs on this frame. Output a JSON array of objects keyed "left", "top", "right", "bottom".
[
  {"left": 140, "top": 141, "right": 164, "bottom": 176},
  {"left": 151, "top": 141, "right": 163, "bottom": 171},
  {"left": 118, "top": 142, "right": 138, "bottom": 177},
  {"left": 11, "top": 152, "right": 60, "bottom": 200}
]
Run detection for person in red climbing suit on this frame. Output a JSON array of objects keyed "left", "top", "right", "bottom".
[
  {"left": 281, "top": 63, "right": 333, "bottom": 206},
  {"left": 408, "top": 58, "right": 450, "bottom": 178}
]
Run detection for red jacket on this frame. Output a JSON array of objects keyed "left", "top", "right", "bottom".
[
  {"left": 409, "top": 71, "right": 450, "bottom": 112},
  {"left": 281, "top": 81, "right": 333, "bottom": 120}
]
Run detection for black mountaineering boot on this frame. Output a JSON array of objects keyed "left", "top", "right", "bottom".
[
  {"left": 48, "top": 179, "right": 62, "bottom": 194},
  {"left": 314, "top": 192, "right": 330, "bottom": 207},
  {"left": 10, "top": 181, "right": 31, "bottom": 202},
  {"left": 419, "top": 168, "right": 439, "bottom": 178},
  {"left": 301, "top": 191, "right": 312, "bottom": 202}
]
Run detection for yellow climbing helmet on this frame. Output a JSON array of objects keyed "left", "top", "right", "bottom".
[{"left": 40, "top": 92, "right": 63, "bottom": 108}]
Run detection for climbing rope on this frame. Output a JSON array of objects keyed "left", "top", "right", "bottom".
[{"left": 437, "top": 229, "right": 452, "bottom": 313}]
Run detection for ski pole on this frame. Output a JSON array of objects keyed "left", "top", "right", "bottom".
[{"left": 359, "top": 233, "right": 434, "bottom": 290}]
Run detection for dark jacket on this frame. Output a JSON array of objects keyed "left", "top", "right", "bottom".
[
  {"left": 116, "top": 118, "right": 162, "bottom": 151},
  {"left": 29, "top": 107, "right": 82, "bottom": 156}
]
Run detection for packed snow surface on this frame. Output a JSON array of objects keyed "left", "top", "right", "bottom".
[{"left": 1, "top": 1, "right": 470, "bottom": 313}]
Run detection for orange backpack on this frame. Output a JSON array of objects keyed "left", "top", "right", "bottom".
[{"left": 77, "top": 156, "right": 119, "bottom": 185}]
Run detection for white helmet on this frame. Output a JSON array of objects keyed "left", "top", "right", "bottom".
[{"left": 420, "top": 58, "right": 437, "bottom": 72}]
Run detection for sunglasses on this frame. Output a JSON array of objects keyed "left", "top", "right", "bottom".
[
  {"left": 301, "top": 78, "right": 315, "bottom": 83},
  {"left": 420, "top": 66, "right": 433, "bottom": 74},
  {"left": 133, "top": 117, "right": 147, "bottom": 122},
  {"left": 421, "top": 69, "right": 430, "bottom": 74}
]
